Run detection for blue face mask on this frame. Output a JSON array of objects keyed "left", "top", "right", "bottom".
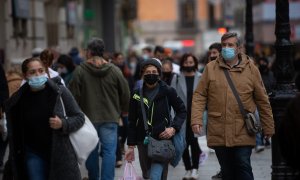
[
  {"left": 28, "top": 74, "right": 48, "bottom": 89},
  {"left": 222, "top": 47, "right": 236, "bottom": 61},
  {"left": 142, "top": 54, "right": 149, "bottom": 60}
]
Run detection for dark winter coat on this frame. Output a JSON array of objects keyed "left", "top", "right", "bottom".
[
  {"left": 5, "top": 79, "right": 84, "bottom": 180},
  {"left": 68, "top": 61, "right": 130, "bottom": 124},
  {"left": 127, "top": 81, "right": 186, "bottom": 145},
  {"left": 0, "top": 64, "right": 9, "bottom": 109}
]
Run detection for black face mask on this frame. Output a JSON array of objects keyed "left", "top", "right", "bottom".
[
  {"left": 117, "top": 64, "right": 125, "bottom": 69},
  {"left": 182, "top": 66, "right": 195, "bottom": 72},
  {"left": 210, "top": 56, "right": 217, "bottom": 61},
  {"left": 259, "top": 65, "right": 268, "bottom": 73},
  {"left": 162, "top": 72, "right": 172, "bottom": 78},
  {"left": 144, "top": 74, "right": 159, "bottom": 85}
]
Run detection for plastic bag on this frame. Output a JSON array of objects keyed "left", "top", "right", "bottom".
[
  {"left": 0, "top": 113, "right": 8, "bottom": 141},
  {"left": 119, "top": 162, "right": 142, "bottom": 180}
]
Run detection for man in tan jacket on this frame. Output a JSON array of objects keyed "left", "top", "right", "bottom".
[{"left": 191, "top": 32, "right": 274, "bottom": 180}]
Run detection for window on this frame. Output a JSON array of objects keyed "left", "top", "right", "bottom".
[
  {"left": 179, "top": 0, "right": 196, "bottom": 28},
  {"left": 12, "top": 0, "right": 30, "bottom": 39}
]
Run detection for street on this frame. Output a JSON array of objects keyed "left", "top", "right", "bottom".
[
  {"left": 113, "top": 136, "right": 272, "bottom": 180},
  {"left": 0, "top": 137, "right": 272, "bottom": 180}
]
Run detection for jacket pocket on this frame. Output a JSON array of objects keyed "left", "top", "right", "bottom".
[
  {"left": 207, "top": 112, "right": 223, "bottom": 136},
  {"left": 235, "top": 114, "right": 247, "bottom": 135}
]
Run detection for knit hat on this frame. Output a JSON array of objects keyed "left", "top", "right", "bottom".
[{"left": 140, "top": 58, "right": 162, "bottom": 75}]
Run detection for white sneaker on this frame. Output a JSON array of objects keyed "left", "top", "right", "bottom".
[
  {"left": 190, "top": 169, "right": 199, "bottom": 180},
  {"left": 182, "top": 170, "right": 191, "bottom": 180},
  {"left": 255, "top": 145, "right": 265, "bottom": 153}
]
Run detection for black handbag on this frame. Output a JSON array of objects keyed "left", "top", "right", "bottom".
[
  {"left": 139, "top": 88, "right": 175, "bottom": 163},
  {"left": 223, "top": 69, "right": 262, "bottom": 136}
]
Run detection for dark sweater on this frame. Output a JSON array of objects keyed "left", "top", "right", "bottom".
[{"left": 21, "top": 85, "right": 55, "bottom": 160}]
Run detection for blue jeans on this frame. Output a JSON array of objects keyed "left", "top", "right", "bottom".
[
  {"left": 214, "top": 146, "right": 254, "bottom": 180},
  {"left": 255, "top": 110, "right": 264, "bottom": 146},
  {"left": 86, "top": 122, "right": 118, "bottom": 180},
  {"left": 150, "top": 163, "right": 164, "bottom": 180},
  {"left": 137, "top": 144, "right": 169, "bottom": 180},
  {"left": 256, "top": 132, "right": 264, "bottom": 146},
  {"left": 25, "top": 148, "right": 49, "bottom": 180}
]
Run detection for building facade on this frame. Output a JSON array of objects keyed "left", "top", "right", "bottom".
[
  {"left": 133, "top": 0, "right": 244, "bottom": 55},
  {"left": 0, "top": 0, "right": 85, "bottom": 68},
  {"left": 253, "top": 0, "right": 300, "bottom": 55},
  {"left": 0, "top": 0, "right": 132, "bottom": 68}
]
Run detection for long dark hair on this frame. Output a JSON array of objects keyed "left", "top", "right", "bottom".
[{"left": 179, "top": 53, "right": 198, "bottom": 71}]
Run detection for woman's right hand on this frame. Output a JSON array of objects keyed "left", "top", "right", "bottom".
[{"left": 125, "top": 147, "right": 135, "bottom": 162}]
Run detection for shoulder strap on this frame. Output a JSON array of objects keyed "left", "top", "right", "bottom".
[
  {"left": 139, "top": 87, "right": 149, "bottom": 134},
  {"left": 223, "top": 69, "right": 247, "bottom": 118},
  {"left": 165, "top": 93, "right": 171, "bottom": 122}
]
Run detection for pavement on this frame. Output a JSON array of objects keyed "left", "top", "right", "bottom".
[
  {"left": 113, "top": 136, "right": 272, "bottom": 180},
  {"left": 0, "top": 136, "right": 272, "bottom": 180}
]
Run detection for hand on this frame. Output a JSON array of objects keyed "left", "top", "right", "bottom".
[
  {"left": 125, "top": 147, "right": 135, "bottom": 162},
  {"left": 159, "top": 127, "right": 175, "bottom": 139},
  {"left": 49, "top": 115, "right": 63, "bottom": 129},
  {"left": 122, "top": 112, "right": 129, "bottom": 117},
  {"left": 192, "top": 124, "right": 202, "bottom": 135},
  {"left": 264, "top": 134, "right": 273, "bottom": 139}
]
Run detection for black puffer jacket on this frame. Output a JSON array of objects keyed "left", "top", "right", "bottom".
[
  {"left": 127, "top": 81, "right": 186, "bottom": 145},
  {"left": 5, "top": 79, "right": 84, "bottom": 180}
]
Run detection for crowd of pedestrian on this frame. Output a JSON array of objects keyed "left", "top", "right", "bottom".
[{"left": 0, "top": 31, "right": 298, "bottom": 180}]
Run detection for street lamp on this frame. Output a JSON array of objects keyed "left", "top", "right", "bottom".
[
  {"left": 245, "top": 0, "right": 254, "bottom": 57},
  {"left": 270, "top": 0, "right": 299, "bottom": 179}
]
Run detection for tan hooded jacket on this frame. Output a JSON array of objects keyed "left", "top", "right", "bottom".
[{"left": 191, "top": 53, "right": 274, "bottom": 147}]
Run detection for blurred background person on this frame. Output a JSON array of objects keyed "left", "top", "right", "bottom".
[
  {"left": 171, "top": 53, "right": 207, "bottom": 180},
  {"left": 154, "top": 45, "right": 165, "bottom": 61},
  {"left": 56, "top": 54, "right": 76, "bottom": 86},
  {"left": 5, "top": 68, "right": 23, "bottom": 97},
  {"left": 141, "top": 46, "right": 153, "bottom": 61},
  {"left": 208, "top": 43, "right": 222, "bottom": 63},
  {"left": 258, "top": 56, "right": 276, "bottom": 96},
  {"left": 69, "top": 47, "right": 83, "bottom": 66},
  {"left": 161, "top": 58, "right": 175, "bottom": 86},
  {"left": 127, "top": 51, "right": 139, "bottom": 76},
  {"left": 112, "top": 52, "right": 134, "bottom": 168}
]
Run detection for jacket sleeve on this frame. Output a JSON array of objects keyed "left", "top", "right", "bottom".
[
  {"left": 168, "top": 87, "right": 186, "bottom": 132},
  {"left": 191, "top": 66, "right": 209, "bottom": 126},
  {"left": 67, "top": 67, "right": 82, "bottom": 105},
  {"left": 127, "top": 94, "right": 138, "bottom": 145},
  {"left": 251, "top": 64, "right": 275, "bottom": 135},
  {"left": 59, "top": 86, "right": 85, "bottom": 134},
  {"left": 116, "top": 68, "right": 131, "bottom": 113}
]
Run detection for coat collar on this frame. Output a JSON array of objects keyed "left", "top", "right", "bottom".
[
  {"left": 217, "top": 53, "right": 251, "bottom": 72},
  {"left": 6, "top": 78, "right": 62, "bottom": 111},
  {"left": 177, "top": 72, "right": 201, "bottom": 98},
  {"left": 142, "top": 80, "right": 170, "bottom": 100}
]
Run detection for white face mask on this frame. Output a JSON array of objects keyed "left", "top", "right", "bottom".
[{"left": 57, "top": 67, "right": 68, "bottom": 74}]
